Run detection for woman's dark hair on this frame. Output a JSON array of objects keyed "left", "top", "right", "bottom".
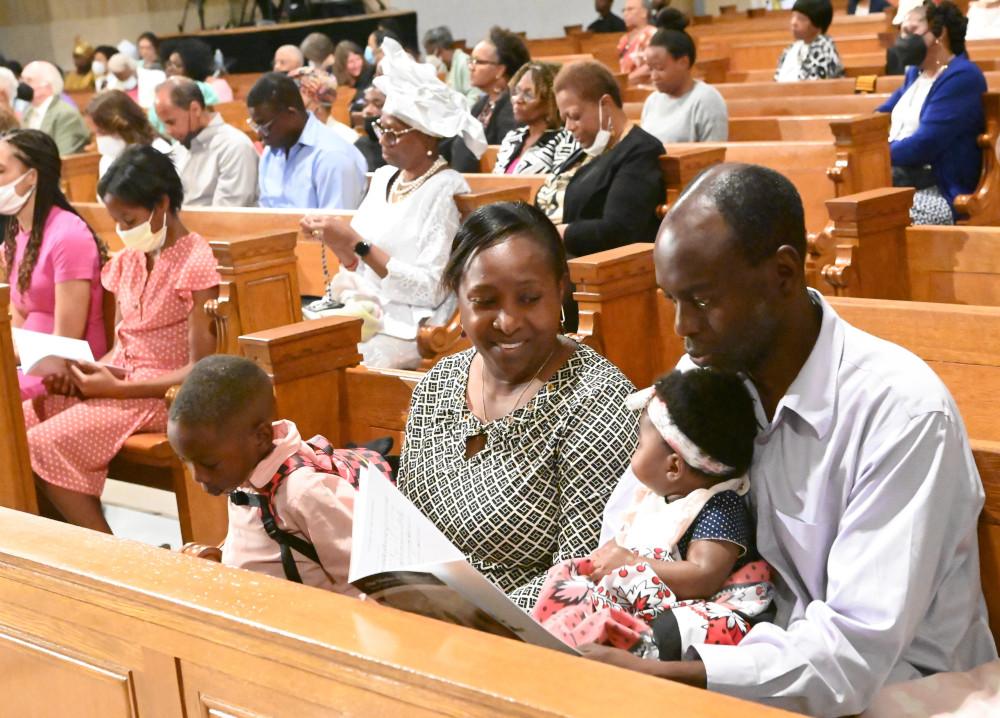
[
  {"left": 94, "top": 45, "right": 118, "bottom": 63},
  {"left": 553, "top": 60, "right": 623, "bottom": 108},
  {"left": 442, "top": 201, "right": 567, "bottom": 293},
  {"left": 508, "top": 61, "right": 562, "bottom": 129},
  {"left": 655, "top": 7, "right": 690, "bottom": 31},
  {"left": 98, "top": 144, "right": 184, "bottom": 212},
  {"left": 487, "top": 27, "right": 531, "bottom": 80},
  {"left": 163, "top": 38, "right": 214, "bottom": 81},
  {"left": 654, "top": 369, "right": 757, "bottom": 479},
  {"left": 649, "top": 28, "right": 697, "bottom": 66},
  {"left": 137, "top": 32, "right": 159, "bottom": 51},
  {"left": 86, "top": 90, "right": 162, "bottom": 145},
  {"left": 1, "top": 129, "right": 107, "bottom": 293},
  {"left": 926, "top": 0, "right": 968, "bottom": 56}
]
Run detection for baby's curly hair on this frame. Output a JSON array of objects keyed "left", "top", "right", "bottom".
[{"left": 654, "top": 369, "right": 757, "bottom": 479}]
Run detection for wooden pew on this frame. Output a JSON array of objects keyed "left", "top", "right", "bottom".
[
  {"left": 213, "top": 101, "right": 257, "bottom": 141},
  {"left": 818, "top": 187, "right": 1000, "bottom": 303},
  {"left": 0, "top": 506, "right": 799, "bottom": 717},
  {"left": 0, "top": 285, "right": 37, "bottom": 515},
  {"left": 59, "top": 152, "right": 100, "bottom": 203}
]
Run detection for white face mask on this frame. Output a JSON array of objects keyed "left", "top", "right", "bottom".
[
  {"left": 0, "top": 171, "right": 35, "bottom": 215},
  {"left": 120, "top": 75, "right": 138, "bottom": 91},
  {"left": 96, "top": 134, "right": 127, "bottom": 159},
  {"left": 116, "top": 207, "right": 168, "bottom": 254},
  {"left": 585, "top": 101, "right": 612, "bottom": 158},
  {"left": 92, "top": 60, "right": 107, "bottom": 76}
]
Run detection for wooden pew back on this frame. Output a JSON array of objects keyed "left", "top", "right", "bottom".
[
  {"left": 59, "top": 152, "right": 100, "bottom": 203},
  {"left": 0, "top": 506, "right": 798, "bottom": 717}
]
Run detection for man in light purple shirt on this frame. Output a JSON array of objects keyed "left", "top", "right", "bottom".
[{"left": 587, "top": 163, "right": 996, "bottom": 716}]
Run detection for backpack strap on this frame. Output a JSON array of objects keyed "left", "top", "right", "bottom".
[{"left": 228, "top": 437, "right": 392, "bottom": 584}]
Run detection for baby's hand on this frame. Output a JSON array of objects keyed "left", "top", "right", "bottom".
[{"left": 585, "top": 540, "right": 639, "bottom": 583}]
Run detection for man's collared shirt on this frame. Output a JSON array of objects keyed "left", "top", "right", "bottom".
[
  {"left": 257, "top": 111, "right": 366, "bottom": 210},
  {"left": 176, "top": 113, "right": 259, "bottom": 207}
]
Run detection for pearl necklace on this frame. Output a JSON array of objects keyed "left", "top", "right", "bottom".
[
  {"left": 480, "top": 345, "right": 556, "bottom": 423},
  {"left": 390, "top": 156, "right": 447, "bottom": 199}
]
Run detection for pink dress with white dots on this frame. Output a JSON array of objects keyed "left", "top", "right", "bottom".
[{"left": 22, "top": 233, "right": 220, "bottom": 497}]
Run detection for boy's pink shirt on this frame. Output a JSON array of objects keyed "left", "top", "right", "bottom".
[{"left": 222, "top": 420, "right": 361, "bottom": 597}]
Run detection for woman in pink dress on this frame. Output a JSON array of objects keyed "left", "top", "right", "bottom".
[
  {"left": 0, "top": 129, "right": 108, "bottom": 400},
  {"left": 23, "top": 144, "right": 220, "bottom": 533}
]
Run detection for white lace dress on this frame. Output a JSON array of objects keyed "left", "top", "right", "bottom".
[{"left": 341, "top": 164, "right": 469, "bottom": 369}]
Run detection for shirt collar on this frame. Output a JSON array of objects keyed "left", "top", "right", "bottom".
[
  {"left": 34, "top": 95, "right": 55, "bottom": 118},
  {"left": 296, "top": 111, "right": 322, "bottom": 149},
  {"left": 763, "top": 289, "right": 843, "bottom": 441},
  {"left": 246, "top": 420, "right": 302, "bottom": 490}
]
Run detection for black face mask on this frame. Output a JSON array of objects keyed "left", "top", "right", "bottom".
[
  {"left": 894, "top": 32, "right": 928, "bottom": 69},
  {"left": 16, "top": 82, "right": 32, "bottom": 103}
]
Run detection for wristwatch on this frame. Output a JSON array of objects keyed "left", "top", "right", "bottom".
[{"left": 354, "top": 241, "right": 371, "bottom": 258}]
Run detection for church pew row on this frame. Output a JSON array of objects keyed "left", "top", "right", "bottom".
[
  {"left": 815, "top": 187, "right": 1000, "bottom": 303},
  {"left": 0, "top": 506, "right": 799, "bottom": 718}
]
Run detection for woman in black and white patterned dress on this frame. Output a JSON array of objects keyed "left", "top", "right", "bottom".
[
  {"left": 492, "top": 61, "right": 579, "bottom": 176},
  {"left": 397, "top": 202, "right": 638, "bottom": 609}
]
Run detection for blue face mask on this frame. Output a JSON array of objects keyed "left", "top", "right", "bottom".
[{"left": 364, "top": 45, "right": 375, "bottom": 64}]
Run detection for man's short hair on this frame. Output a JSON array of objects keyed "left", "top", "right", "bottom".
[
  {"left": 159, "top": 76, "right": 206, "bottom": 110},
  {"left": 423, "top": 26, "right": 454, "bottom": 51},
  {"left": 678, "top": 163, "right": 807, "bottom": 266},
  {"left": 28, "top": 61, "right": 63, "bottom": 97},
  {"left": 300, "top": 32, "right": 334, "bottom": 65},
  {"left": 169, "top": 355, "right": 273, "bottom": 428},
  {"left": 246, "top": 72, "right": 305, "bottom": 112}
]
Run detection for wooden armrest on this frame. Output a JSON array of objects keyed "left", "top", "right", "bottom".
[{"left": 180, "top": 542, "right": 223, "bottom": 562}]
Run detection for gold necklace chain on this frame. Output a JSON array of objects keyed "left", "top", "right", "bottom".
[{"left": 480, "top": 345, "right": 556, "bottom": 423}]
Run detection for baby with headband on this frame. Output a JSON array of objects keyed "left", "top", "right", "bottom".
[{"left": 532, "top": 368, "right": 773, "bottom": 659}]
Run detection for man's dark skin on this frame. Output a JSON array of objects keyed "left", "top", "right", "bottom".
[
  {"left": 247, "top": 100, "right": 307, "bottom": 156},
  {"left": 579, "top": 163, "right": 822, "bottom": 686}
]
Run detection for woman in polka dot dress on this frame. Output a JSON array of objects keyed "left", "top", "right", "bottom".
[
  {"left": 22, "top": 145, "right": 220, "bottom": 533},
  {"left": 532, "top": 369, "right": 773, "bottom": 660}
]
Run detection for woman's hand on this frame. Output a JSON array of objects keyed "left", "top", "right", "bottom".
[
  {"left": 586, "top": 539, "right": 639, "bottom": 583},
  {"left": 300, "top": 214, "right": 362, "bottom": 265},
  {"left": 69, "top": 360, "right": 122, "bottom": 398},
  {"left": 42, "top": 366, "right": 80, "bottom": 398},
  {"left": 578, "top": 643, "right": 650, "bottom": 670}
]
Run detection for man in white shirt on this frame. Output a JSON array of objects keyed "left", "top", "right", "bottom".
[
  {"left": 20, "top": 61, "right": 89, "bottom": 155},
  {"left": 155, "top": 77, "right": 259, "bottom": 207},
  {"left": 587, "top": 163, "right": 997, "bottom": 716}
]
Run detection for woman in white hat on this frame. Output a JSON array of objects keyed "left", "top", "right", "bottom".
[{"left": 301, "top": 37, "right": 487, "bottom": 370}]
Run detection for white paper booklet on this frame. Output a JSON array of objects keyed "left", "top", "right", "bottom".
[
  {"left": 12, "top": 328, "right": 124, "bottom": 378},
  {"left": 349, "top": 464, "right": 579, "bottom": 655}
]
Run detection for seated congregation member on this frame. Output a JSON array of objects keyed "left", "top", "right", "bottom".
[
  {"left": 468, "top": 27, "right": 530, "bottom": 148},
  {"left": 397, "top": 202, "right": 639, "bottom": 609},
  {"left": 847, "top": 0, "right": 890, "bottom": 14},
  {"left": 641, "top": 20, "right": 728, "bottom": 143},
  {"left": 300, "top": 38, "right": 485, "bottom": 369},
  {"left": 20, "top": 61, "right": 90, "bottom": 155},
  {"left": 332, "top": 40, "right": 375, "bottom": 115},
  {"left": 162, "top": 39, "right": 228, "bottom": 105},
  {"left": 353, "top": 84, "right": 388, "bottom": 172},
  {"left": 85, "top": 90, "right": 174, "bottom": 179},
  {"left": 536, "top": 61, "right": 665, "bottom": 255},
  {"left": 301, "top": 32, "right": 335, "bottom": 73},
  {"left": 774, "top": 0, "right": 844, "bottom": 81},
  {"left": 585, "top": 163, "right": 997, "bottom": 715},
  {"left": 877, "top": 1, "right": 985, "bottom": 225},
  {"left": 493, "top": 61, "right": 578, "bottom": 175},
  {"left": 91, "top": 45, "right": 118, "bottom": 92},
  {"left": 618, "top": 0, "right": 656, "bottom": 83},
  {"left": 288, "top": 66, "right": 360, "bottom": 146},
  {"left": 154, "top": 78, "right": 259, "bottom": 207},
  {"left": 168, "top": 355, "right": 392, "bottom": 593},
  {"left": 248, "top": 72, "right": 367, "bottom": 210},
  {"left": 137, "top": 32, "right": 162, "bottom": 71},
  {"left": 1, "top": 129, "right": 107, "bottom": 400},
  {"left": 23, "top": 145, "right": 220, "bottom": 534},
  {"left": 272, "top": 45, "right": 304, "bottom": 74},
  {"left": 589, "top": 0, "right": 627, "bottom": 34},
  {"left": 106, "top": 53, "right": 165, "bottom": 109},
  {"left": 534, "top": 369, "right": 771, "bottom": 657},
  {"left": 423, "top": 26, "right": 482, "bottom": 105},
  {"left": 885, "top": 6, "right": 931, "bottom": 76}
]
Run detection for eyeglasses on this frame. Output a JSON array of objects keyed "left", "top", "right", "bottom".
[
  {"left": 373, "top": 119, "right": 418, "bottom": 146},
  {"left": 246, "top": 116, "right": 277, "bottom": 137},
  {"left": 468, "top": 57, "right": 499, "bottom": 67},
  {"left": 511, "top": 89, "right": 537, "bottom": 103}
]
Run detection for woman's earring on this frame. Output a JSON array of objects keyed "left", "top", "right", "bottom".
[
  {"left": 560, "top": 306, "right": 566, "bottom": 333},
  {"left": 426, "top": 148, "right": 434, "bottom": 156}
]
